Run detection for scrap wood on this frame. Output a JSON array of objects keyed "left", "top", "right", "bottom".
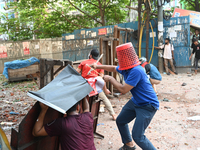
[
  {"left": 26, "top": 71, "right": 40, "bottom": 87},
  {"left": 73, "top": 59, "right": 87, "bottom": 65},
  {"left": 86, "top": 65, "right": 102, "bottom": 76},
  {"left": 87, "top": 54, "right": 103, "bottom": 75}
]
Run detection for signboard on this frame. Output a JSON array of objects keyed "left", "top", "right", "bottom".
[
  {"left": 0, "top": 46, "right": 7, "bottom": 58},
  {"left": 98, "top": 28, "right": 107, "bottom": 35},
  {"left": 65, "top": 35, "right": 74, "bottom": 40},
  {"left": 23, "top": 42, "right": 30, "bottom": 55},
  {"left": 172, "top": 8, "right": 200, "bottom": 29}
]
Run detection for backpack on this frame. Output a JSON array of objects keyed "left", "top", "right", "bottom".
[{"left": 162, "top": 43, "right": 173, "bottom": 52}]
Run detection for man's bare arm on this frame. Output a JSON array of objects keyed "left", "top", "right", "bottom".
[
  {"left": 82, "top": 96, "right": 90, "bottom": 112},
  {"left": 93, "top": 64, "right": 117, "bottom": 73},
  {"left": 154, "top": 46, "right": 161, "bottom": 49},
  {"left": 104, "top": 75, "right": 133, "bottom": 94},
  {"left": 189, "top": 53, "right": 194, "bottom": 60},
  {"left": 32, "top": 103, "right": 48, "bottom": 137}
]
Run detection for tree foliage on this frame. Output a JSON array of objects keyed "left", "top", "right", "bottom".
[
  {"left": 0, "top": 0, "right": 130, "bottom": 40},
  {"left": 180, "top": 0, "right": 200, "bottom": 12}
]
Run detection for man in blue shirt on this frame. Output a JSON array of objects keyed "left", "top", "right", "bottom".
[
  {"left": 92, "top": 43, "right": 159, "bottom": 150},
  {"left": 139, "top": 57, "right": 162, "bottom": 95}
]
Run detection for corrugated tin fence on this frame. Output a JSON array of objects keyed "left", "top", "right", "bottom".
[
  {"left": 163, "top": 16, "right": 191, "bottom": 68},
  {"left": 62, "top": 26, "right": 114, "bottom": 61},
  {"left": 62, "top": 16, "right": 191, "bottom": 71},
  {"left": 62, "top": 20, "right": 159, "bottom": 66}
]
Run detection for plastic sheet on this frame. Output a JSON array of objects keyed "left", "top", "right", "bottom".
[
  {"left": 3, "top": 57, "right": 40, "bottom": 79},
  {"left": 27, "top": 65, "right": 93, "bottom": 114}
]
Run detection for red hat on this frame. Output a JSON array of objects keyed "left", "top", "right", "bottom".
[{"left": 116, "top": 42, "right": 141, "bottom": 70}]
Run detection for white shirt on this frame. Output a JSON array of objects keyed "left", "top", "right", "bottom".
[{"left": 160, "top": 44, "right": 174, "bottom": 59}]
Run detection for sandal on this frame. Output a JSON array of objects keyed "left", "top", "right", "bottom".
[{"left": 119, "top": 144, "right": 136, "bottom": 150}]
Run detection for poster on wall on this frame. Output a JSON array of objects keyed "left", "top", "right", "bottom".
[
  {"left": 0, "top": 46, "right": 7, "bottom": 58},
  {"left": 172, "top": 8, "right": 200, "bottom": 29},
  {"left": 98, "top": 28, "right": 107, "bottom": 35},
  {"left": 23, "top": 42, "right": 30, "bottom": 55}
]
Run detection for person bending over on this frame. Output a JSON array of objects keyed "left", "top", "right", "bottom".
[
  {"left": 139, "top": 57, "right": 162, "bottom": 95},
  {"left": 76, "top": 49, "right": 117, "bottom": 120},
  {"left": 32, "top": 97, "right": 96, "bottom": 150}
]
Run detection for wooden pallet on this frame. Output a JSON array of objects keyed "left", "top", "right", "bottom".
[{"left": 8, "top": 62, "right": 39, "bottom": 82}]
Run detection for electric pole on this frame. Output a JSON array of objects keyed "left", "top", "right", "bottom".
[{"left": 157, "top": 0, "right": 164, "bottom": 73}]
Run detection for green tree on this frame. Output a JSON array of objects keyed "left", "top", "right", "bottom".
[
  {"left": 0, "top": 0, "right": 130, "bottom": 40},
  {"left": 180, "top": 0, "right": 200, "bottom": 12}
]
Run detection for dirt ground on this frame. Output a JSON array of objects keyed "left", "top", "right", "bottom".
[{"left": 0, "top": 73, "right": 200, "bottom": 150}]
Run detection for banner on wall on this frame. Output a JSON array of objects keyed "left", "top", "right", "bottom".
[
  {"left": 0, "top": 45, "right": 7, "bottom": 58},
  {"left": 98, "top": 28, "right": 107, "bottom": 35},
  {"left": 23, "top": 42, "right": 30, "bottom": 55},
  {"left": 172, "top": 8, "right": 200, "bottom": 29}
]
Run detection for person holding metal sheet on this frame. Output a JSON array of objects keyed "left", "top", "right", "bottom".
[
  {"left": 139, "top": 57, "right": 162, "bottom": 96},
  {"left": 76, "top": 49, "right": 117, "bottom": 120},
  {"left": 32, "top": 97, "right": 96, "bottom": 150},
  {"left": 92, "top": 42, "right": 159, "bottom": 150}
]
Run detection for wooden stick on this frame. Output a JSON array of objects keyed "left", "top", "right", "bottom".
[
  {"left": 86, "top": 64, "right": 102, "bottom": 76},
  {"left": 87, "top": 54, "right": 104, "bottom": 75}
]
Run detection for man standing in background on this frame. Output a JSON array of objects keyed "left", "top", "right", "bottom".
[
  {"left": 189, "top": 39, "right": 200, "bottom": 74},
  {"left": 155, "top": 38, "right": 178, "bottom": 75},
  {"left": 190, "top": 30, "right": 200, "bottom": 66}
]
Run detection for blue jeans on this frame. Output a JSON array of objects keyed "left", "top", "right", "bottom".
[
  {"left": 116, "top": 100, "right": 157, "bottom": 150},
  {"left": 194, "top": 58, "right": 199, "bottom": 70}
]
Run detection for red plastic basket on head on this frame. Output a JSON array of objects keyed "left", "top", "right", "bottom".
[{"left": 116, "top": 42, "right": 141, "bottom": 70}]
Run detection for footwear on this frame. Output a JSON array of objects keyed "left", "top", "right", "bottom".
[
  {"left": 119, "top": 144, "right": 136, "bottom": 150},
  {"left": 167, "top": 72, "right": 170, "bottom": 75},
  {"left": 174, "top": 72, "right": 178, "bottom": 75}
]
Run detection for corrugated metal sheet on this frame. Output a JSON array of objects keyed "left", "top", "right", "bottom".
[
  {"left": 62, "top": 21, "right": 159, "bottom": 66},
  {"left": 62, "top": 16, "right": 190, "bottom": 68},
  {"left": 163, "top": 16, "right": 190, "bottom": 67}
]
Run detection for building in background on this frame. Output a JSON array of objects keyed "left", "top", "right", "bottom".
[{"left": 163, "top": 0, "right": 184, "bottom": 11}]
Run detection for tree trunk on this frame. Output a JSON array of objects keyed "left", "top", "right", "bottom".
[
  {"left": 195, "top": 0, "right": 200, "bottom": 12},
  {"left": 97, "top": 0, "right": 105, "bottom": 26}
]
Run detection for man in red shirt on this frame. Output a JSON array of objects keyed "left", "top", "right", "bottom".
[
  {"left": 76, "top": 49, "right": 117, "bottom": 120},
  {"left": 32, "top": 97, "right": 96, "bottom": 150}
]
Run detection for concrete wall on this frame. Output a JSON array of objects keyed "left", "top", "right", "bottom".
[{"left": 0, "top": 37, "right": 63, "bottom": 74}]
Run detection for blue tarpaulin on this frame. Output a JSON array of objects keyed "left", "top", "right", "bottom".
[{"left": 3, "top": 57, "right": 40, "bottom": 79}]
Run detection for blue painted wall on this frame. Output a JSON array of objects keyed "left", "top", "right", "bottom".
[
  {"left": 163, "top": 16, "right": 191, "bottom": 67},
  {"left": 62, "top": 16, "right": 190, "bottom": 67}
]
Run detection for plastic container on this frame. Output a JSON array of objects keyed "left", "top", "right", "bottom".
[{"left": 116, "top": 42, "right": 140, "bottom": 70}]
